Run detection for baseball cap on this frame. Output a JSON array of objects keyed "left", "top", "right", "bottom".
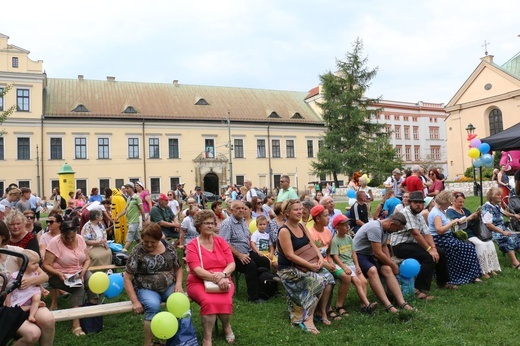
[
  {"left": 124, "top": 182, "right": 135, "bottom": 189},
  {"left": 310, "top": 204, "right": 325, "bottom": 218},
  {"left": 332, "top": 214, "right": 349, "bottom": 228},
  {"left": 158, "top": 193, "right": 169, "bottom": 201}
]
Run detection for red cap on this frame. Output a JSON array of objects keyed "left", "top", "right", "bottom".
[
  {"left": 332, "top": 214, "right": 349, "bottom": 228},
  {"left": 310, "top": 204, "right": 325, "bottom": 218},
  {"left": 158, "top": 193, "right": 169, "bottom": 201}
]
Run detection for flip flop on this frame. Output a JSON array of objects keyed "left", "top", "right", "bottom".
[
  {"left": 313, "top": 316, "right": 332, "bottom": 325},
  {"left": 415, "top": 291, "right": 434, "bottom": 300},
  {"left": 72, "top": 327, "right": 86, "bottom": 336},
  {"left": 297, "top": 323, "right": 319, "bottom": 335}
]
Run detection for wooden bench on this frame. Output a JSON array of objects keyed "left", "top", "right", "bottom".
[{"left": 51, "top": 301, "right": 133, "bottom": 322}]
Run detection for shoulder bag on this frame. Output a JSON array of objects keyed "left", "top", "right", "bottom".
[
  {"left": 474, "top": 218, "right": 493, "bottom": 242},
  {"left": 293, "top": 224, "right": 320, "bottom": 272},
  {"left": 196, "top": 238, "right": 224, "bottom": 293}
]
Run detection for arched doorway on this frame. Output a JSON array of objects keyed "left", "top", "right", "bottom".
[{"left": 203, "top": 173, "right": 219, "bottom": 195}]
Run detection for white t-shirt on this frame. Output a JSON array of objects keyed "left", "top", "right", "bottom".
[
  {"left": 168, "top": 200, "right": 180, "bottom": 215},
  {"left": 251, "top": 230, "right": 270, "bottom": 252}
]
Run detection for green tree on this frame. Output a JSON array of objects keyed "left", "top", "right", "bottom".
[
  {"left": 312, "top": 38, "right": 401, "bottom": 185},
  {"left": 0, "top": 85, "right": 16, "bottom": 135}
]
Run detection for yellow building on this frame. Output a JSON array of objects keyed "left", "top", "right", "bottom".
[{"left": 445, "top": 54, "right": 520, "bottom": 177}]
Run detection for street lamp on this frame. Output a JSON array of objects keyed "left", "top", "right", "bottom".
[{"left": 466, "top": 123, "right": 483, "bottom": 204}]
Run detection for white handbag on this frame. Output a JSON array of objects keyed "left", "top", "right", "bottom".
[{"left": 197, "top": 237, "right": 224, "bottom": 293}]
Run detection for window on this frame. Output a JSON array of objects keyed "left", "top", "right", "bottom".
[
  {"left": 128, "top": 138, "right": 139, "bottom": 159},
  {"left": 384, "top": 114, "right": 391, "bottom": 120},
  {"left": 17, "top": 137, "right": 30, "bottom": 160},
  {"left": 318, "top": 140, "right": 323, "bottom": 152},
  {"left": 234, "top": 139, "right": 244, "bottom": 158},
  {"left": 195, "top": 98, "right": 209, "bottom": 106},
  {"left": 99, "top": 179, "right": 110, "bottom": 194},
  {"left": 18, "top": 181, "right": 30, "bottom": 188},
  {"left": 412, "top": 117, "right": 418, "bottom": 122},
  {"left": 307, "top": 140, "right": 314, "bottom": 158},
  {"left": 204, "top": 139, "right": 215, "bottom": 158},
  {"left": 429, "top": 127, "right": 439, "bottom": 140},
  {"left": 394, "top": 125, "right": 401, "bottom": 139},
  {"left": 98, "top": 138, "right": 109, "bottom": 159},
  {"left": 123, "top": 106, "right": 138, "bottom": 114},
  {"left": 0, "top": 87, "right": 4, "bottom": 111},
  {"left": 235, "top": 175, "right": 245, "bottom": 186},
  {"left": 72, "top": 104, "right": 89, "bottom": 112},
  {"left": 76, "top": 180, "right": 87, "bottom": 194},
  {"left": 50, "top": 180, "right": 59, "bottom": 192},
  {"left": 257, "top": 139, "right": 266, "bottom": 158},
  {"left": 0, "top": 182, "right": 3, "bottom": 196},
  {"left": 170, "top": 177, "right": 180, "bottom": 191},
  {"left": 50, "top": 138, "right": 62, "bottom": 160},
  {"left": 0, "top": 138, "right": 3, "bottom": 160},
  {"left": 404, "top": 126, "right": 410, "bottom": 140},
  {"left": 168, "top": 138, "right": 179, "bottom": 159},
  {"left": 405, "top": 146, "right": 411, "bottom": 161},
  {"left": 149, "top": 138, "right": 160, "bottom": 159},
  {"left": 414, "top": 146, "right": 421, "bottom": 161},
  {"left": 385, "top": 125, "right": 392, "bottom": 137},
  {"left": 272, "top": 139, "right": 281, "bottom": 158},
  {"left": 150, "top": 178, "right": 160, "bottom": 194},
  {"left": 115, "top": 179, "right": 124, "bottom": 189},
  {"left": 75, "top": 138, "right": 87, "bottom": 159},
  {"left": 286, "top": 140, "right": 295, "bottom": 158},
  {"left": 413, "top": 126, "right": 419, "bottom": 140},
  {"left": 16, "top": 89, "right": 29, "bottom": 111},
  {"left": 489, "top": 108, "right": 503, "bottom": 136},
  {"left": 12, "top": 57, "right": 18, "bottom": 68},
  {"left": 404, "top": 116, "right": 409, "bottom": 121},
  {"left": 430, "top": 146, "right": 441, "bottom": 160},
  {"left": 273, "top": 175, "right": 281, "bottom": 187},
  {"left": 395, "top": 146, "right": 402, "bottom": 158}
]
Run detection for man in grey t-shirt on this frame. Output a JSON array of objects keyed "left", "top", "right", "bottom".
[{"left": 353, "top": 213, "right": 417, "bottom": 313}]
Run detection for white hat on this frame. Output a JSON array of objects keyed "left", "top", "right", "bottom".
[{"left": 0, "top": 204, "right": 5, "bottom": 213}]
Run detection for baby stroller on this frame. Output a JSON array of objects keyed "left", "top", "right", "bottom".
[
  {"left": 507, "top": 195, "right": 520, "bottom": 232},
  {"left": 0, "top": 249, "right": 29, "bottom": 346}
]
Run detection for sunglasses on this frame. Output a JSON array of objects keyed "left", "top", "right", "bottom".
[
  {"left": 47, "top": 220, "right": 55, "bottom": 224},
  {"left": 454, "top": 192, "right": 465, "bottom": 198},
  {"left": 26, "top": 216, "right": 35, "bottom": 220},
  {"left": 167, "top": 194, "right": 173, "bottom": 196}
]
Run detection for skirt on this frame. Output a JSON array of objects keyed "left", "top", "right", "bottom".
[
  {"left": 278, "top": 267, "right": 324, "bottom": 324},
  {"left": 433, "top": 233, "right": 482, "bottom": 285},
  {"left": 468, "top": 237, "right": 501, "bottom": 274}
]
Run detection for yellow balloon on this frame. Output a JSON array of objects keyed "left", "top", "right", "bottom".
[
  {"left": 167, "top": 292, "right": 191, "bottom": 318},
  {"left": 89, "top": 272, "right": 110, "bottom": 294},
  {"left": 151, "top": 312, "right": 178, "bottom": 340},
  {"left": 468, "top": 148, "right": 480, "bottom": 159}
]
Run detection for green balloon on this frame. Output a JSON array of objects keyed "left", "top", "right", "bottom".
[
  {"left": 151, "top": 312, "right": 178, "bottom": 340},
  {"left": 167, "top": 292, "right": 191, "bottom": 318}
]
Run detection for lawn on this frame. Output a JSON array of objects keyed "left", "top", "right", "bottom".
[{"left": 49, "top": 196, "right": 520, "bottom": 346}]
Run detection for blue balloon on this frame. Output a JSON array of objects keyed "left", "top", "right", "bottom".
[
  {"left": 347, "top": 189, "right": 356, "bottom": 198},
  {"left": 473, "top": 158, "right": 483, "bottom": 167},
  {"left": 481, "top": 153, "right": 493, "bottom": 165},
  {"left": 400, "top": 258, "right": 420, "bottom": 278},
  {"left": 483, "top": 161, "right": 494, "bottom": 168},
  {"left": 478, "top": 143, "right": 491, "bottom": 154},
  {"left": 104, "top": 273, "right": 124, "bottom": 298},
  {"left": 381, "top": 188, "right": 386, "bottom": 196}
]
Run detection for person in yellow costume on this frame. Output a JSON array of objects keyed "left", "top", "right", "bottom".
[{"left": 111, "top": 188, "right": 127, "bottom": 244}]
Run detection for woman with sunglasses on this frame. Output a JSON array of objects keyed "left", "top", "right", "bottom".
[
  {"left": 23, "top": 210, "right": 42, "bottom": 238},
  {"left": 426, "top": 169, "right": 443, "bottom": 197},
  {"left": 38, "top": 213, "right": 63, "bottom": 259},
  {"left": 447, "top": 192, "right": 500, "bottom": 278}
]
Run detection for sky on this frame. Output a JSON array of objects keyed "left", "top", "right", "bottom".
[{"left": 2, "top": 0, "right": 519, "bottom": 105}]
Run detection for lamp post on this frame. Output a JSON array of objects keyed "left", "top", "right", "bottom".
[{"left": 466, "top": 123, "right": 483, "bottom": 205}]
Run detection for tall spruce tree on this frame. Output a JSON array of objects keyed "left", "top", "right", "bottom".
[{"left": 312, "top": 38, "right": 401, "bottom": 185}]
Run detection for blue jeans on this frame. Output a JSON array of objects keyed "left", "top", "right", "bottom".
[{"left": 137, "top": 284, "right": 175, "bottom": 320}]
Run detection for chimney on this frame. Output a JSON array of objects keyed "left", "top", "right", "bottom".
[
  {"left": 78, "top": 75, "right": 84, "bottom": 81},
  {"left": 481, "top": 55, "right": 494, "bottom": 63},
  {"left": 173, "top": 80, "right": 179, "bottom": 87},
  {"left": 107, "top": 76, "right": 115, "bottom": 82}
]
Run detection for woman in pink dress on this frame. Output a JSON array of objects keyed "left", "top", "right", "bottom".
[{"left": 186, "top": 210, "right": 236, "bottom": 346}]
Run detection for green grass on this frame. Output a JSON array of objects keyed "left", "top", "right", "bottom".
[{"left": 50, "top": 196, "right": 515, "bottom": 345}]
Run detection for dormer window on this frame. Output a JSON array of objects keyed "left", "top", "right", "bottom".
[
  {"left": 72, "top": 104, "right": 89, "bottom": 112},
  {"left": 267, "top": 111, "right": 281, "bottom": 118},
  {"left": 195, "top": 98, "right": 209, "bottom": 105},
  {"left": 123, "top": 106, "right": 138, "bottom": 114},
  {"left": 291, "top": 112, "right": 304, "bottom": 119}
]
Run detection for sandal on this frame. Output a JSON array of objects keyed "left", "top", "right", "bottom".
[
  {"left": 384, "top": 304, "right": 398, "bottom": 313},
  {"left": 514, "top": 264, "right": 520, "bottom": 270},
  {"left": 72, "top": 327, "right": 86, "bottom": 336},
  {"left": 297, "top": 322, "right": 319, "bottom": 335},
  {"left": 360, "top": 302, "right": 378, "bottom": 314},
  {"left": 399, "top": 302, "right": 418, "bottom": 312},
  {"left": 440, "top": 283, "right": 458, "bottom": 290},
  {"left": 415, "top": 291, "right": 434, "bottom": 300},
  {"left": 335, "top": 306, "right": 350, "bottom": 317},
  {"left": 224, "top": 330, "right": 235, "bottom": 344},
  {"left": 326, "top": 310, "right": 342, "bottom": 321},
  {"left": 313, "top": 316, "right": 332, "bottom": 325}
]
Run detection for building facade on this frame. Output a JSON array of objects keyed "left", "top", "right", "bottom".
[{"left": 445, "top": 54, "right": 520, "bottom": 177}]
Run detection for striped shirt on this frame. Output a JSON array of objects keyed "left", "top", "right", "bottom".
[{"left": 390, "top": 206, "right": 430, "bottom": 246}]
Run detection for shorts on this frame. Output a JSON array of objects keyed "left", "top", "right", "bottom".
[
  {"left": 333, "top": 264, "right": 357, "bottom": 278},
  {"left": 260, "top": 251, "right": 278, "bottom": 263},
  {"left": 356, "top": 253, "right": 381, "bottom": 277},
  {"left": 126, "top": 222, "right": 141, "bottom": 243}
]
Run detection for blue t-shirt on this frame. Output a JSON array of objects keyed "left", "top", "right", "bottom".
[
  {"left": 382, "top": 197, "right": 402, "bottom": 217},
  {"left": 428, "top": 207, "right": 450, "bottom": 236}
]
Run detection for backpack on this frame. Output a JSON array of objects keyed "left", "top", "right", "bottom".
[
  {"left": 257, "top": 268, "right": 278, "bottom": 300},
  {"left": 347, "top": 203, "right": 357, "bottom": 229},
  {"left": 59, "top": 195, "right": 67, "bottom": 210}
]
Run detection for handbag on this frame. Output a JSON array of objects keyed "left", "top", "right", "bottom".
[
  {"left": 293, "top": 243, "right": 319, "bottom": 272},
  {"left": 474, "top": 219, "right": 493, "bottom": 242},
  {"left": 196, "top": 238, "right": 225, "bottom": 293}
]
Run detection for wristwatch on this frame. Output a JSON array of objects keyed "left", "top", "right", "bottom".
[{"left": 223, "top": 272, "right": 228, "bottom": 278}]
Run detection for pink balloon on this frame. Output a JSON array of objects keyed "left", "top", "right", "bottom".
[{"left": 470, "top": 138, "right": 481, "bottom": 148}]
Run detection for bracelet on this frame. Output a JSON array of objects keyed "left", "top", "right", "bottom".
[{"left": 426, "top": 246, "right": 432, "bottom": 252}]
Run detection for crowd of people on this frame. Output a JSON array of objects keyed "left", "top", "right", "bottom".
[{"left": 2, "top": 166, "right": 520, "bottom": 345}]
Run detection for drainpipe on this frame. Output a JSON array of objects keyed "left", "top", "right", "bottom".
[
  {"left": 40, "top": 114, "right": 44, "bottom": 196},
  {"left": 267, "top": 123, "right": 272, "bottom": 195},
  {"left": 142, "top": 119, "right": 147, "bottom": 184}
]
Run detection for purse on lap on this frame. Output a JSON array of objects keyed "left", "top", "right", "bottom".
[
  {"left": 196, "top": 237, "right": 225, "bottom": 293},
  {"left": 293, "top": 243, "right": 320, "bottom": 272}
]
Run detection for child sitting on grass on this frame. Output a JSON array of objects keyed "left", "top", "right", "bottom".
[
  {"left": 329, "top": 214, "right": 378, "bottom": 315},
  {"left": 7, "top": 249, "right": 49, "bottom": 322},
  {"left": 250, "top": 215, "right": 278, "bottom": 270}
]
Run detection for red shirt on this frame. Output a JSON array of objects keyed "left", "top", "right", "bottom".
[{"left": 403, "top": 175, "right": 424, "bottom": 195}]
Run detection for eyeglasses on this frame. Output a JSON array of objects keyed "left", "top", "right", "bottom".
[
  {"left": 167, "top": 194, "right": 173, "bottom": 196},
  {"left": 428, "top": 173, "right": 434, "bottom": 176},
  {"left": 202, "top": 222, "right": 216, "bottom": 226}
]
